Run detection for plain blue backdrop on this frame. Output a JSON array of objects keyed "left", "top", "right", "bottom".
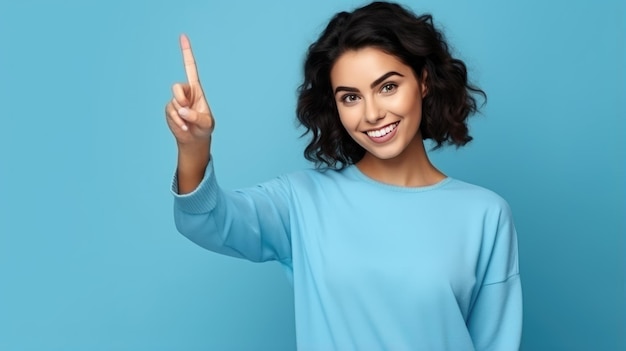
[{"left": 0, "top": 0, "right": 624, "bottom": 350}]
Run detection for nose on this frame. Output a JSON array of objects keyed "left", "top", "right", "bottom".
[{"left": 364, "top": 97, "right": 384, "bottom": 124}]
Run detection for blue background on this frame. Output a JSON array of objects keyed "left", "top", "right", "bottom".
[{"left": 0, "top": 0, "right": 623, "bottom": 350}]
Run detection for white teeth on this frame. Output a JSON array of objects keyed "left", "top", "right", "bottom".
[{"left": 366, "top": 122, "right": 398, "bottom": 138}]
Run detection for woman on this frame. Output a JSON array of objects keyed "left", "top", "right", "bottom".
[{"left": 165, "top": 2, "right": 522, "bottom": 350}]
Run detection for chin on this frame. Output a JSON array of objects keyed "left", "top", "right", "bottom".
[
  {"left": 357, "top": 133, "right": 422, "bottom": 163},
  {"left": 359, "top": 144, "right": 406, "bottom": 161}
]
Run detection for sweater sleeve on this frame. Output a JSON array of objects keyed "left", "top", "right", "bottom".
[
  {"left": 467, "top": 201, "right": 523, "bottom": 351},
  {"left": 171, "top": 159, "right": 292, "bottom": 262}
]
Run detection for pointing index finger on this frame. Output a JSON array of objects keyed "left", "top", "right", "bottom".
[{"left": 180, "top": 34, "right": 200, "bottom": 85}]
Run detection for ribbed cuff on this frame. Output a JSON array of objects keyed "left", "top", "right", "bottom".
[{"left": 171, "top": 159, "right": 219, "bottom": 214}]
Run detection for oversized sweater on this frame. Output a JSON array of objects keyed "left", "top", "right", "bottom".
[{"left": 172, "top": 159, "right": 522, "bottom": 351}]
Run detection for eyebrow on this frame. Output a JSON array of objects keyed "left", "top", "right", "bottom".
[{"left": 334, "top": 71, "right": 405, "bottom": 95}]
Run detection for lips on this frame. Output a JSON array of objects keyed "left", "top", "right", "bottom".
[{"left": 364, "top": 121, "right": 400, "bottom": 143}]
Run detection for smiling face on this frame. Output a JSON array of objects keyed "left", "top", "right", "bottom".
[{"left": 330, "top": 47, "right": 427, "bottom": 163}]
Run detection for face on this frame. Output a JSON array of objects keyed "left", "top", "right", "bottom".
[{"left": 330, "top": 47, "right": 427, "bottom": 161}]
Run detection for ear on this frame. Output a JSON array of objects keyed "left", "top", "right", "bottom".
[{"left": 420, "top": 69, "right": 428, "bottom": 98}]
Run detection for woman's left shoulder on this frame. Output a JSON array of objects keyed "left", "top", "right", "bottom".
[{"left": 444, "top": 178, "right": 513, "bottom": 213}]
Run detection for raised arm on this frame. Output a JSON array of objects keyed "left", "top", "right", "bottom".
[
  {"left": 165, "top": 35, "right": 292, "bottom": 262},
  {"left": 165, "top": 34, "right": 215, "bottom": 194}
]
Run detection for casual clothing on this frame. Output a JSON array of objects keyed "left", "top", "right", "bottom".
[{"left": 172, "top": 159, "right": 522, "bottom": 350}]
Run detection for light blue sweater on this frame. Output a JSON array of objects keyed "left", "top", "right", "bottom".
[{"left": 172, "top": 159, "right": 522, "bottom": 350}]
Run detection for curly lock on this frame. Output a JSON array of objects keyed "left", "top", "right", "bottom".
[{"left": 296, "top": 1, "right": 486, "bottom": 169}]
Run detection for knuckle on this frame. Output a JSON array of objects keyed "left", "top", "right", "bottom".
[
  {"left": 166, "top": 109, "right": 179, "bottom": 121},
  {"left": 171, "top": 84, "right": 180, "bottom": 95},
  {"left": 174, "top": 94, "right": 187, "bottom": 105}
]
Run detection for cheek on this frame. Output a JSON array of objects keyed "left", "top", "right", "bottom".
[
  {"left": 337, "top": 106, "right": 361, "bottom": 130},
  {"left": 387, "top": 92, "right": 422, "bottom": 117}
]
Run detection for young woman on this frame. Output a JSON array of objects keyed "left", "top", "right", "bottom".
[{"left": 165, "top": 2, "right": 522, "bottom": 350}]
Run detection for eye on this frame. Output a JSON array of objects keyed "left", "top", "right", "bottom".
[
  {"left": 341, "top": 94, "right": 360, "bottom": 104},
  {"left": 381, "top": 83, "right": 397, "bottom": 94}
]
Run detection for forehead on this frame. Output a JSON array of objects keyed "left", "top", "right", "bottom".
[{"left": 330, "top": 47, "right": 411, "bottom": 87}]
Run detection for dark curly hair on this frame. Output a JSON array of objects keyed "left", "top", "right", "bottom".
[{"left": 296, "top": 1, "right": 486, "bottom": 169}]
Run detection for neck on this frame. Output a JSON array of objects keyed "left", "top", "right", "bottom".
[{"left": 356, "top": 137, "right": 446, "bottom": 187}]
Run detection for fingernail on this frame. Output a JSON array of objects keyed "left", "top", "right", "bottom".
[
  {"left": 181, "top": 124, "right": 188, "bottom": 131},
  {"left": 178, "top": 107, "right": 189, "bottom": 118}
]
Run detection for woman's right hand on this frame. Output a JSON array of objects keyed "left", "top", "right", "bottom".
[
  {"left": 165, "top": 34, "right": 214, "bottom": 146},
  {"left": 166, "top": 34, "right": 214, "bottom": 194}
]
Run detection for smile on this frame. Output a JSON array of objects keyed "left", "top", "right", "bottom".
[{"left": 365, "top": 122, "right": 399, "bottom": 138}]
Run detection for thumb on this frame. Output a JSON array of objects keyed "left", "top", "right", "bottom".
[{"left": 178, "top": 107, "right": 214, "bottom": 131}]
